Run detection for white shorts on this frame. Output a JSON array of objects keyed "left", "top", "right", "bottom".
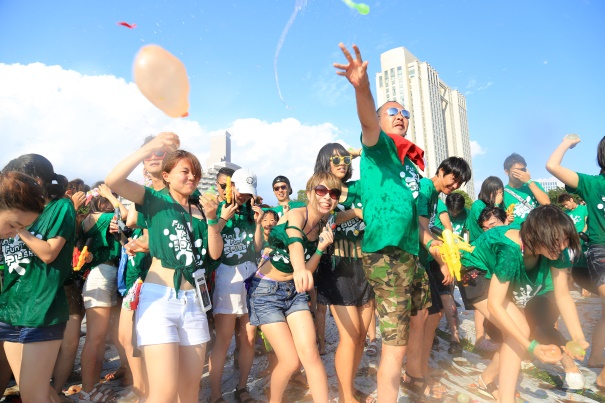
[
  {"left": 212, "top": 261, "right": 257, "bottom": 316},
  {"left": 82, "top": 263, "right": 118, "bottom": 309},
  {"left": 135, "top": 283, "right": 210, "bottom": 347}
]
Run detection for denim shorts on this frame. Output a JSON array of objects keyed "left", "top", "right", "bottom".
[
  {"left": 0, "top": 321, "right": 66, "bottom": 343},
  {"left": 246, "top": 277, "right": 309, "bottom": 327},
  {"left": 586, "top": 243, "right": 605, "bottom": 289}
]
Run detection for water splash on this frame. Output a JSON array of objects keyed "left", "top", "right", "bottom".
[{"left": 274, "top": 0, "right": 307, "bottom": 109}]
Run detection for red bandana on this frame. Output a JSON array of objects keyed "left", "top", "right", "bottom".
[{"left": 386, "top": 133, "right": 425, "bottom": 171}]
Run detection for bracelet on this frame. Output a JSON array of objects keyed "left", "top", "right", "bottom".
[
  {"left": 525, "top": 179, "right": 534, "bottom": 186},
  {"left": 219, "top": 217, "right": 228, "bottom": 222},
  {"left": 528, "top": 339, "right": 539, "bottom": 354},
  {"left": 207, "top": 218, "right": 219, "bottom": 226},
  {"left": 426, "top": 239, "right": 434, "bottom": 251},
  {"left": 315, "top": 249, "right": 324, "bottom": 256}
]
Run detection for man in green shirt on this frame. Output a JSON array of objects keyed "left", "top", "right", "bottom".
[
  {"left": 558, "top": 193, "right": 588, "bottom": 234},
  {"left": 269, "top": 175, "right": 305, "bottom": 217},
  {"left": 335, "top": 43, "right": 442, "bottom": 401},
  {"left": 503, "top": 153, "right": 550, "bottom": 225}
]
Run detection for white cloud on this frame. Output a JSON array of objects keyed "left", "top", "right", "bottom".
[
  {"left": 0, "top": 62, "right": 349, "bottom": 203},
  {"left": 470, "top": 140, "right": 486, "bottom": 157}
]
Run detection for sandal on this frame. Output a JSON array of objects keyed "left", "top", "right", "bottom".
[
  {"left": 365, "top": 340, "right": 379, "bottom": 357},
  {"left": 401, "top": 372, "right": 445, "bottom": 400},
  {"left": 477, "top": 374, "right": 498, "bottom": 400},
  {"left": 76, "top": 383, "right": 116, "bottom": 402},
  {"left": 234, "top": 387, "right": 258, "bottom": 403}
]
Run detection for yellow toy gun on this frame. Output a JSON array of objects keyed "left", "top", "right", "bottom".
[
  {"left": 506, "top": 203, "right": 515, "bottom": 216},
  {"left": 225, "top": 177, "right": 232, "bottom": 205},
  {"left": 429, "top": 227, "right": 474, "bottom": 281}
]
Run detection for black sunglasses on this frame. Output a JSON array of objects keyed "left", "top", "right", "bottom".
[
  {"left": 274, "top": 185, "right": 288, "bottom": 191},
  {"left": 217, "top": 183, "right": 227, "bottom": 190},
  {"left": 314, "top": 185, "right": 341, "bottom": 201},
  {"left": 330, "top": 155, "right": 351, "bottom": 166}
]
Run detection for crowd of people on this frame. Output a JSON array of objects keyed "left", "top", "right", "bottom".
[{"left": 0, "top": 43, "right": 604, "bottom": 403}]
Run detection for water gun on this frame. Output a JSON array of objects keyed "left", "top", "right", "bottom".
[
  {"left": 129, "top": 278, "right": 144, "bottom": 310},
  {"left": 327, "top": 210, "right": 336, "bottom": 230},
  {"left": 73, "top": 238, "right": 93, "bottom": 271},
  {"left": 506, "top": 204, "right": 515, "bottom": 216},
  {"left": 429, "top": 227, "right": 474, "bottom": 281},
  {"left": 225, "top": 177, "right": 232, "bottom": 205}
]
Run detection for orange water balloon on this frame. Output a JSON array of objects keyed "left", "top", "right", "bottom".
[{"left": 133, "top": 45, "right": 190, "bottom": 118}]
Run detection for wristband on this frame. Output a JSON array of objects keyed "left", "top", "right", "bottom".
[
  {"left": 426, "top": 239, "right": 434, "bottom": 251},
  {"left": 207, "top": 218, "right": 219, "bottom": 226},
  {"left": 315, "top": 249, "right": 324, "bottom": 256},
  {"left": 219, "top": 217, "right": 228, "bottom": 223},
  {"left": 525, "top": 179, "right": 534, "bottom": 186},
  {"left": 528, "top": 339, "right": 539, "bottom": 354}
]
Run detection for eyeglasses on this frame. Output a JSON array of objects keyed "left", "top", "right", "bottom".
[
  {"left": 384, "top": 107, "right": 410, "bottom": 119},
  {"left": 217, "top": 183, "right": 227, "bottom": 190},
  {"left": 144, "top": 150, "right": 166, "bottom": 161},
  {"left": 273, "top": 185, "right": 288, "bottom": 191},
  {"left": 314, "top": 185, "right": 341, "bottom": 201},
  {"left": 330, "top": 155, "right": 351, "bottom": 166}
]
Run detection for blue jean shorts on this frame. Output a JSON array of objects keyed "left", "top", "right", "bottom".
[
  {"left": 246, "top": 276, "right": 309, "bottom": 327},
  {"left": 586, "top": 243, "right": 605, "bottom": 289},
  {"left": 0, "top": 321, "right": 66, "bottom": 343}
]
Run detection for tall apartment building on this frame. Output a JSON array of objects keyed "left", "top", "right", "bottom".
[
  {"left": 375, "top": 47, "right": 475, "bottom": 198},
  {"left": 198, "top": 131, "right": 240, "bottom": 193}
]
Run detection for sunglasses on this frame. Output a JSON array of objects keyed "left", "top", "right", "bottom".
[
  {"left": 217, "top": 183, "right": 227, "bottom": 190},
  {"left": 273, "top": 185, "right": 288, "bottom": 191},
  {"left": 314, "top": 185, "right": 341, "bottom": 201},
  {"left": 385, "top": 107, "right": 410, "bottom": 119},
  {"left": 144, "top": 150, "right": 166, "bottom": 161},
  {"left": 330, "top": 155, "right": 351, "bottom": 166}
]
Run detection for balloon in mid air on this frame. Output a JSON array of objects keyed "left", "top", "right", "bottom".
[
  {"left": 133, "top": 45, "right": 190, "bottom": 118},
  {"left": 342, "top": 0, "right": 370, "bottom": 15}
]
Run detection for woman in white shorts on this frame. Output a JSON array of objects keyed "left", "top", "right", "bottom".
[
  {"left": 209, "top": 168, "right": 264, "bottom": 403},
  {"left": 105, "top": 132, "right": 223, "bottom": 402},
  {"left": 79, "top": 183, "right": 128, "bottom": 400}
]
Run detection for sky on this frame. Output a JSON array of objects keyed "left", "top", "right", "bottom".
[{"left": 1, "top": 0, "right": 603, "bottom": 204}]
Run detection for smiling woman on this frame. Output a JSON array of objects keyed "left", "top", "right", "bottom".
[{"left": 0, "top": 171, "right": 45, "bottom": 240}]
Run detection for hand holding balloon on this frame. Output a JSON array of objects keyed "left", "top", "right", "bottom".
[{"left": 133, "top": 45, "right": 190, "bottom": 118}]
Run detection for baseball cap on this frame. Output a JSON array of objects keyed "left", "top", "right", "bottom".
[
  {"left": 272, "top": 175, "right": 292, "bottom": 195},
  {"left": 231, "top": 168, "right": 257, "bottom": 197}
]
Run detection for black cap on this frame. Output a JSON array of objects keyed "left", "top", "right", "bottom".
[{"left": 272, "top": 175, "right": 292, "bottom": 195}]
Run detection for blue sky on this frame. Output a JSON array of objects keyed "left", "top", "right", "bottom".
[{"left": 1, "top": 0, "right": 603, "bottom": 202}]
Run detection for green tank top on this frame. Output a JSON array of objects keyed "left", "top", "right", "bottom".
[{"left": 265, "top": 213, "right": 318, "bottom": 274}]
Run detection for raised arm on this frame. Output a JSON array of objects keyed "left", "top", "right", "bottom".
[
  {"left": 334, "top": 43, "right": 380, "bottom": 147},
  {"left": 546, "top": 136, "right": 580, "bottom": 189},
  {"left": 105, "top": 132, "right": 180, "bottom": 205}
]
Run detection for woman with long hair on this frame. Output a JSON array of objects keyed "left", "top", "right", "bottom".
[
  {"left": 547, "top": 135, "right": 605, "bottom": 391},
  {"left": 0, "top": 154, "right": 75, "bottom": 403},
  {"left": 458, "top": 205, "right": 588, "bottom": 401},
  {"left": 78, "top": 182, "right": 128, "bottom": 400},
  {"left": 105, "top": 132, "right": 223, "bottom": 402},
  {"left": 313, "top": 143, "right": 373, "bottom": 402},
  {"left": 468, "top": 176, "right": 509, "bottom": 242},
  {"left": 247, "top": 172, "right": 339, "bottom": 403}
]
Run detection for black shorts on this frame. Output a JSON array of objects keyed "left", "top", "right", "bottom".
[
  {"left": 429, "top": 259, "right": 454, "bottom": 295},
  {"left": 316, "top": 256, "right": 375, "bottom": 306},
  {"left": 586, "top": 243, "right": 605, "bottom": 290},
  {"left": 425, "top": 261, "right": 444, "bottom": 315},
  {"left": 457, "top": 267, "right": 490, "bottom": 310}
]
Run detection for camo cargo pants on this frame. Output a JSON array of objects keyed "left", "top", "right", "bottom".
[{"left": 362, "top": 246, "right": 431, "bottom": 346}]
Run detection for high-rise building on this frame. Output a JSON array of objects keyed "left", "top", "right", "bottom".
[
  {"left": 375, "top": 47, "right": 475, "bottom": 198},
  {"left": 198, "top": 131, "right": 240, "bottom": 193},
  {"left": 536, "top": 177, "right": 563, "bottom": 192}
]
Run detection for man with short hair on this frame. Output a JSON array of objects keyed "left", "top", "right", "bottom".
[
  {"left": 558, "top": 193, "right": 588, "bottom": 233},
  {"left": 502, "top": 153, "right": 550, "bottom": 225},
  {"left": 268, "top": 175, "right": 305, "bottom": 217},
  {"left": 216, "top": 167, "right": 235, "bottom": 204}
]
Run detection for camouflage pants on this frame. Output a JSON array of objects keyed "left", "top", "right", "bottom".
[{"left": 362, "top": 247, "right": 431, "bottom": 346}]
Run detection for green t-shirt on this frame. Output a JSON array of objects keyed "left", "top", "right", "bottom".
[
  {"left": 468, "top": 200, "right": 487, "bottom": 242},
  {"left": 0, "top": 198, "right": 76, "bottom": 327},
  {"left": 433, "top": 199, "right": 468, "bottom": 236},
  {"left": 359, "top": 130, "right": 419, "bottom": 255},
  {"left": 217, "top": 202, "right": 258, "bottom": 266},
  {"left": 267, "top": 201, "right": 306, "bottom": 218},
  {"left": 503, "top": 182, "right": 546, "bottom": 225},
  {"left": 566, "top": 172, "right": 605, "bottom": 245},
  {"left": 417, "top": 178, "right": 439, "bottom": 266},
  {"left": 334, "top": 180, "right": 365, "bottom": 243},
  {"left": 83, "top": 212, "right": 122, "bottom": 268},
  {"left": 136, "top": 187, "right": 220, "bottom": 292},
  {"left": 565, "top": 204, "right": 588, "bottom": 233},
  {"left": 536, "top": 249, "right": 572, "bottom": 296},
  {"left": 124, "top": 227, "right": 150, "bottom": 290}
]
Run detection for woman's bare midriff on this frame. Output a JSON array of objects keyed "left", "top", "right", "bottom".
[
  {"left": 144, "top": 257, "right": 195, "bottom": 290},
  {"left": 257, "top": 261, "right": 295, "bottom": 282}
]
